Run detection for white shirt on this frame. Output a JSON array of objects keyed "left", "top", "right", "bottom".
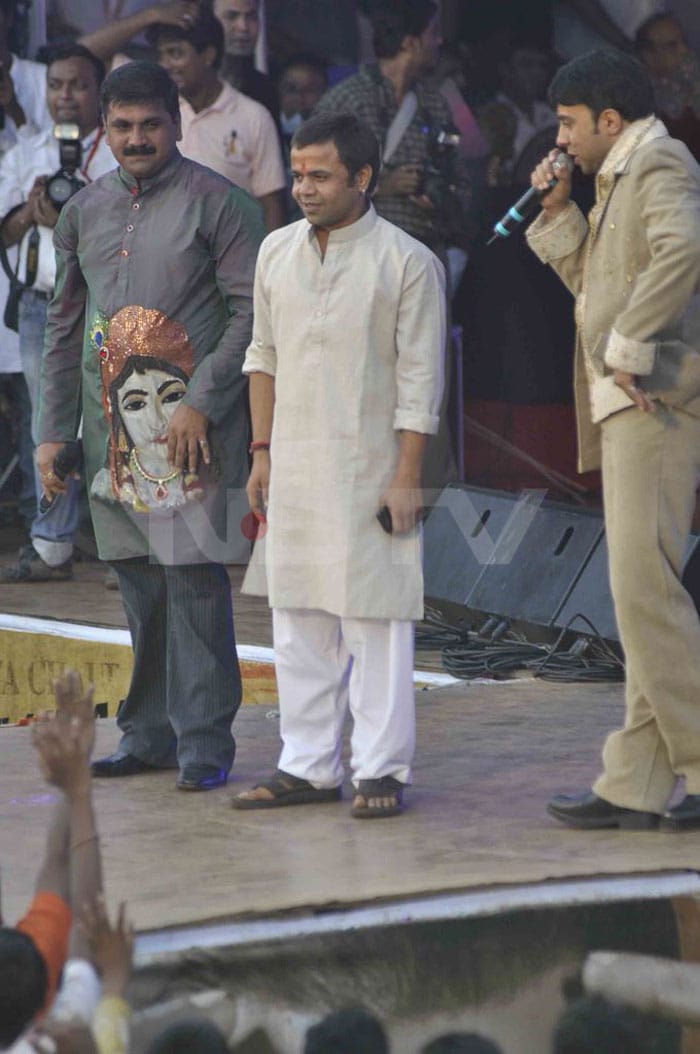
[
  {"left": 179, "top": 80, "right": 285, "bottom": 199},
  {"left": 0, "top": 55, "right": 51, "bottom": 371},
  {"left": 0, "top": 55, "right": 51, "bottom": 162},
  {"left": 7, "top": 959, "right": 102, "bottom": 1052},
  {"left": 0, "top": 125, "right": 116, "bottom": 294},
  {"left": 242, "top": 206, "right": 445, "bottom": 620}
]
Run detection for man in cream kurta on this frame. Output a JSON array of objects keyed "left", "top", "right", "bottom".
[
  {"left": 235, "top": 112, "right": 445, "bottom": 818},
  {"left": 527, "top": 49, "right": 700, "bottom": 832}
]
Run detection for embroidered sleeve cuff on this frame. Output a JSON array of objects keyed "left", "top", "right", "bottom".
[
  {"left": 526, "top": 201, "right": 588, "bottom": 263},
  {"left": 604, "top": 328, "right": 657, "bottom": 375},
  {"left": 243, "top": 343, "right": 277, "bottom": 376},
  {"left": 393, "top": 409, "right": 440, "bottom": 435}
]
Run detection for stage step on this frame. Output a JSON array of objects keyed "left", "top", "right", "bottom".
[{"left": 0, "top": 614, "right": 455, "bottom": 723}]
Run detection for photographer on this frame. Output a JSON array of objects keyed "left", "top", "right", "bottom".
[
  {"left": 314, "top": 0, "right": 470, "bottom": 487},
  {"left": 0, "top": 44, "right": 115, "bottom": 584},
  {"left": 315, "top": 0, "right": 469, "bottom": 251}
]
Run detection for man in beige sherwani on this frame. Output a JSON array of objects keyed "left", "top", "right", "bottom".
[
  {"left": 528, "top": 48, "right": 700, "bottom": 831},
  {"left": 232, "top": 111, "right": 445, "bottom": 819}
]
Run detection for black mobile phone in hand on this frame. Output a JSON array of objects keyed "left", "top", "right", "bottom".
[{"left": 376, "top": 505, "right": 393, "bottom": 533}]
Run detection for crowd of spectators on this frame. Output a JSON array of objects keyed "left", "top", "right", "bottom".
[{"left": 3, "top": 0, "right": 700, "bottom": 547}]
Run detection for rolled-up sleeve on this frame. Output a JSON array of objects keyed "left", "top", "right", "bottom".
[
  {"left": 393, "top": 249, "right": 445, "bottom": 435},
  {"left": 243, "top": 240, "right": 277, "bottom": 377}
]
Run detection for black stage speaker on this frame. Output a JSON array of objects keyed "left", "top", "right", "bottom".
[
  {"left": 554, "top": 532, "right": 700, "bottom": 640},
  {"left": 552, "top": 533, "right": 616, "bottom": 639},
  {"left": 422, "top": 485, "right": 521, "bottom": 607},
  {"left": 466, "top": 500, "right": 603, "bottom": 628},
  {"left": 423, "top": 484, "right": 700, "bottom": 641}
]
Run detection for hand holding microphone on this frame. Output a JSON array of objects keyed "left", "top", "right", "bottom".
[
  {"left": 531, "top": 148, "right": 574, "bottom": 212},
  {"left": 38, "top": 440, "right": 82, "bottom": 512},
  {"left": 488, "top": 149, "right": 573, "bottom": 244}
]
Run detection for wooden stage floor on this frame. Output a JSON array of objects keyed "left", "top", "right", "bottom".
[
  {"left": 2, "top": 676, "right": 700, "bottom": 935},
  {"left": 1, "top": 528, "right": 699, "bottom": 936}
]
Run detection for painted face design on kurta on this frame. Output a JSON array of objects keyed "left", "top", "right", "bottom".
[{"left": 90, "top": 305, "right": 205, "bottom": 513}]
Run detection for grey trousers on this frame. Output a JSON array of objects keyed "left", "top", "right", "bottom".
[
  {"left": 112, "top": 559, "right": 241, "bottom": 771},
  {"left": 593, "top": 403, "right": 700, "bottom": 812}
]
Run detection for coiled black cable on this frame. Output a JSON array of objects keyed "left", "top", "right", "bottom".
[{"left": 417, "top": 607, "right": 624, "bottom": 683}]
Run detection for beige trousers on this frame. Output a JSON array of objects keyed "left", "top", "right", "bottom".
[{"left": 593, "top": 403, "right": 700, "bottom": 812}]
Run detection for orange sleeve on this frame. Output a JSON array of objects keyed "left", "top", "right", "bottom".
[{"left": 16, "top": 891, "right": 72, "bottom": 1008}]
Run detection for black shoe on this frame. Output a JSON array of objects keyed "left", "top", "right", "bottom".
[
  {"left": 176, "top": 764, "right": 228, "bottom": 791},
  {"left": 91, "top": 752, "right": 160, "bottom": 777},
  {"left": 547, "top": 791, "right": 659, "bottom": 830},
  {"left": 1, "top": 544, "right": 73, "bottom": 582},
  {"left": 660, "top": 794, "right": 700, "bottom": 832}
]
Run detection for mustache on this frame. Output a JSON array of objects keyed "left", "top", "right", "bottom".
[{"left": 122, "top": 145, "right": 157, "bottom": 156}]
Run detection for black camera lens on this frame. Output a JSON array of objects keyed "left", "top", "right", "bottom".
[
  {"left": 46, "top": 173, "right": 75, "bottom": 206},
  {"left": 46, "top": 170, "right": 86, "bottom": 210}
]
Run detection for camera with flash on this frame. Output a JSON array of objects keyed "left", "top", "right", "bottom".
[{"left": 46, "top": 123, "right": 86, "bottom": 210}]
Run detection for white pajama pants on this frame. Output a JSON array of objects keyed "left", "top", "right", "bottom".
[{"left": 272, "top": 608, "right": 416, "bottom": 789}]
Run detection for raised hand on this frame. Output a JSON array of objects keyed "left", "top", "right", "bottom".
[
  {"left": 53, "top": 670, "right": 96, "bottom": 759},
  {"left": 80, "top": 896, "right": 134, "bottom": 997}
]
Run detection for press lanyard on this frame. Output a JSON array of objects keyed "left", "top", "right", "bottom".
[{"left": 80, "top": 125, "right": 105, "bottom": 182}]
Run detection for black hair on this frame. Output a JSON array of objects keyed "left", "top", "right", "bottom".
[
  {"left": 146, "top": 8, "right": 225, "bottom": 69},
  {"left": 279, "top": 52, "right": 329, "bottom": 86},
  {"left": 548, "top": 49, "right": 654, "bottom": 122},
  {"left": 304, "top": 1008, "right": 388, "bottom": 1054},
  {"left": 422, "top": 1034, "right": 503, "bottom": 1054},
  {"left": 100, "top": 60, "right": 180, "bottom": 122},
  {"left": 553, "top": 996, "right": 652, "bottom": 1054},
  {"left": 45, "top": 42, "right": 106, "bottom": 88},
  {"left": 635, "top": 12, "right": 685, "bottom": 51},
  {"left": 371, "top": 0, "right": 438, "bottom": 60},
  {"left": 291, "top": 112, "right": 381, "bottom": 194},
  {"left": 146, "top": 1017, "right": 229, "bottom": 1054},
  {"left": 0, "top": 928, "right": 49, "bottom": 1047}
]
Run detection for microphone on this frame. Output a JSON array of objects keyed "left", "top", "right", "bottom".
[
  {"left": 39, "top": 440, "right": 82, "bottom": 513},
  {"left": 487, "top": 151, "right": 573, "bottom": 245}
]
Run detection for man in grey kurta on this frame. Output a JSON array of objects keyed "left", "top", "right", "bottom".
[
  {"left": 233, "top": 112, "right": 445, "bottom": 818},
  {"left": 37, "top": 61, "right": 264, "bottom": 790}
]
